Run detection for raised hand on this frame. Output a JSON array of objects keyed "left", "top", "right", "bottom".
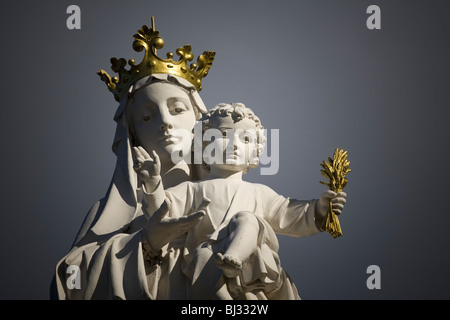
[{"left": 133, "top": 146, "right": 161, "bottom": 193}]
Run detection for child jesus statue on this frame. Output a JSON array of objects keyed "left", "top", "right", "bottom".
[{"left": 133, "top": 102, "right": 347, "bottom": 299}]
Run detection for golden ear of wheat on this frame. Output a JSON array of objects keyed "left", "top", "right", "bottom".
[{"left": 319, "top": 148, "right": 351, "bottom": 238}]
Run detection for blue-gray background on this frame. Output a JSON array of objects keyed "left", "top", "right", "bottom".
[{"left": 1, "top": 0, "right": 449, "bottom": 299}]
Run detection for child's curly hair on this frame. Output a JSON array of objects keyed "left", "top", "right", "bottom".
[{"left": 201, "top": 103, "right": 267, "bottom": 173}]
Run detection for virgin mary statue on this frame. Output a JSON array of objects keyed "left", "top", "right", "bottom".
[
  {"left": 51, "top": 18, "right": 330, "bottom": 300},
  {"left": 51, "top": 18, "right": 215, "bottom": 299}
]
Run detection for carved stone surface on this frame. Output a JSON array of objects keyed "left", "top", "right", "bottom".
[{"left": 52, "top": 77, "right": 346, "bottom": 299}]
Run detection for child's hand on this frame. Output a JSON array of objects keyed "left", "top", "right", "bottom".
[
  {"left": 133, "top": 146, "right": 161, "bottom": 192},
  {"left": 317, "top": 190, "right": 347, "bottom": 217}
]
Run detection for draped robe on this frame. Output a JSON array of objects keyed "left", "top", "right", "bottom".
[{"left": 140, "top": 178, "right": 321, "bottom": 299}]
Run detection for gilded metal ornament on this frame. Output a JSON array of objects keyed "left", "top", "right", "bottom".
[
  {"left": 98, "top": 16, "right": 215, "bottom": 102},
  {"left": 319, "top": 148, "right": 351, "bottom": 238}
]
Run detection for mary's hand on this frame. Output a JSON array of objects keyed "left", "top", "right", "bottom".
[
  {"left": 142, "top": 198, "right": 210, "bottom": 252},
  {"left": 133, "top": 146, "right": 161, "bottom": 193}
]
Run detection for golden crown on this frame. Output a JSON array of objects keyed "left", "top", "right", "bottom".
[{"left": 98, "top": 17, "right": 215, "bottom": 102}]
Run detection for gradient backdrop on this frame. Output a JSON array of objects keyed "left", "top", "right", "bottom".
[{"left": 1, "top": 0, "right": 449, "bottom": 299}]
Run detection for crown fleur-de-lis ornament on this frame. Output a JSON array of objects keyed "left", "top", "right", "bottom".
[{"left": 98, "top": 17, "right": 215, "bottom": 102}]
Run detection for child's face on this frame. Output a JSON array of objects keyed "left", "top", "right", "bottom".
[{"left": 208, "top": 114, "right": 259, "bottom": 172}]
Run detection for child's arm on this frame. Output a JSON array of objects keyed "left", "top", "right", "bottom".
[{"left": 259, "top": 184, "right": 346, "bottom": 237}]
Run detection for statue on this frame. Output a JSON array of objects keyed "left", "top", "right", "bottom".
[
  {"left": 51, "top": 17, "right": 348, "bottom": 300},
  {"left": 135, "top": 103, "right": 347, "bottom": 299}
]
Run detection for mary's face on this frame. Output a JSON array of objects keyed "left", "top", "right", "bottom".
[{"left": 131, "top": 82, "right": 196, "bottom": 164}]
